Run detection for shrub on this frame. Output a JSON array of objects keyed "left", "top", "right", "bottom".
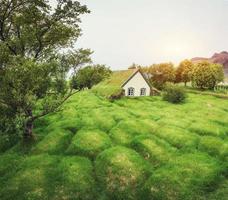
[{"left": 162, "top": 84, "right": 186, "bottom": 103}]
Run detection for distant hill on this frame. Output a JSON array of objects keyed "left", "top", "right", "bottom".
[{"left": 191, "top": 51, "right": 228, "bottom": 77}]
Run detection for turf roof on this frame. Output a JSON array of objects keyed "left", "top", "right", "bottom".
[
  {"left": 92, "top": 69, "right": 138, "bottom": 98},
  {"left": 105, "top": 69, "right": 138, "bottom": 87}
]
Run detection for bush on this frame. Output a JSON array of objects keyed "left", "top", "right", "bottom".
[{"left": 162, "top": 84, "right": 186, "bottom": 103}]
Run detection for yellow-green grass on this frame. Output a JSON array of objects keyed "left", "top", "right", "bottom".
[
  {"left": 130, "top": 134, "right": 177, "bottom": 167},
  {"left": 32, "top": 129, "right": 73, "bottom": 154},
  {"left": 0, "top": 91, "right": 228, "bottom": 200},
  {"left": 198, "top": 136, "right": 228, "bottom": 160},
  {"left": 66, "top": 129, "right": 112, "bottom": 159}
]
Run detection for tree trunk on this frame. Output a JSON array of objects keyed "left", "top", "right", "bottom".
[
  {"left": 24, "top": 118, "right": 34, "bottom": 140},
  {"left": 184, "top": 82, "right": 187, "bottom": 87}
]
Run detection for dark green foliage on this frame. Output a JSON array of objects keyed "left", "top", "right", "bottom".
[
  {"left": 0, "top": 0, "right": 91, "bottom": 139},
  {"left": 162, "top": 84, "right": 187, "bottom": 103},
  {"left": 71, "top": 65, "right": 112, "bottom": 90}
]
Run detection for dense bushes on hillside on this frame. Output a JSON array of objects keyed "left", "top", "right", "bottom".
[{"left": 162, "top": 84, "right": 186, "bottom": 103}]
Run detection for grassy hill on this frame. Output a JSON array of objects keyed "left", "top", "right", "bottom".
[{"left": 0, "top": 91, "right": 228, "bottom": 200}]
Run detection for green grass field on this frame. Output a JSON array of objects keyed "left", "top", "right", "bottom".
[{"left": 0, "top": 91, "right": 228, "bottom": 200}]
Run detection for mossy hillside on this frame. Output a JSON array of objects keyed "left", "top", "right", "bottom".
[{"left": 0, "top": 91, "right": 228, "bottom": 200}]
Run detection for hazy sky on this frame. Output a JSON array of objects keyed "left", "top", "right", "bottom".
[{"left": 74, "top": 0, "right": 228, "bottom": 69}]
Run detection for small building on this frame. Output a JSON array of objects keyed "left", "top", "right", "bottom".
[
  {"left": 92, "top": 68, "right": 159, "bottom": 98},
  {"left": 121, "top": 69, "right": 152, "bottom": 96}
]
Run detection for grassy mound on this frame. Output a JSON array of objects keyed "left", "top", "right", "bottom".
[
  {"left": 198, "top": 136, "right": 228, "bottom": 159},
  {"left": 53, "top": 156, "right": 97, "bottom": 200},
  {"left": 33, "top": 129, "right": 73, "bottom": 154},
  {"left": 67, "top": 129, "right": 112, "bottom": 159},
  {"left": 144, "top": 153, "right": 224, "bottom": 200},
  {"left": 131, "top": 134, "right": 176, "bottom": 167},
  {"left": 153, "top": 126, "right": 200, "bottom": 149},
  {"left": 0, "top": 155, "right": 97, "bottom": 200},
  {"left": 95, "top": 146, "right": 152, "bottom": 200},
  {"left": 189, "top": 120, "right": 227, "bottom": 138},
  {"left": 109, "top": 119, "right": 158, "bottom": 146}
]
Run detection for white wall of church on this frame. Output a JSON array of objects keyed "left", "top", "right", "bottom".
[{"left": 122, "top": 72, "right": 151, "bottom": 96}]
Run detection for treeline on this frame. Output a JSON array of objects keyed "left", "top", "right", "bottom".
[{"left": 131, "top": 60, "right": 224, "bottom": 90}]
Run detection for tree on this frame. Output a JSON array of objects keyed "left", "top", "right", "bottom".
[
  {"left": 191, "top": 61, "right": 224, "bottom": 89},
  {"left": 175, "top": 60, "right": 193, "bottom": 86},
  {"left": 71, "top": 65, "right": 112, "bottom": 90},
  {"left": 0, "top": 0, "right": 91, "bottom": 140},
  {"left": 144, "top": 63, "right": 175, "bottom": 89}
]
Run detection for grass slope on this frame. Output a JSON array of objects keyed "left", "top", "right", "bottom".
[{"left": 0, "top": 91, "right": 228, "bottom": 200}]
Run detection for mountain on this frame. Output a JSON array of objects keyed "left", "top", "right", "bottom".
[{"left": 191, "top": 51, "right": 228, "bottom": 77}]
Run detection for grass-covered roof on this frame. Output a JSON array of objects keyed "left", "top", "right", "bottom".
[{"left": 92, "top": 69, "right": 137, "bottom": 98}]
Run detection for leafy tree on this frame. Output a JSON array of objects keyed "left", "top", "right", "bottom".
[
  {"left": 0, "top": 0, "right": 91, "bottom": 140},
  {"left": 72, "top": 65, "right": 112, "bottom": 90},
  {"left": 191, "top": 61, "right": 224, "bottom": 89},
  {"left": 144, "top": 63, "right": 175, "bottom": 89},
  {"left": 175, "top": 60, "right": 193, "bottom": 86}
]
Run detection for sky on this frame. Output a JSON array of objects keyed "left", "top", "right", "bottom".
[{"left": 67, "top": 0, "right": 228, "bottom": 70}]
